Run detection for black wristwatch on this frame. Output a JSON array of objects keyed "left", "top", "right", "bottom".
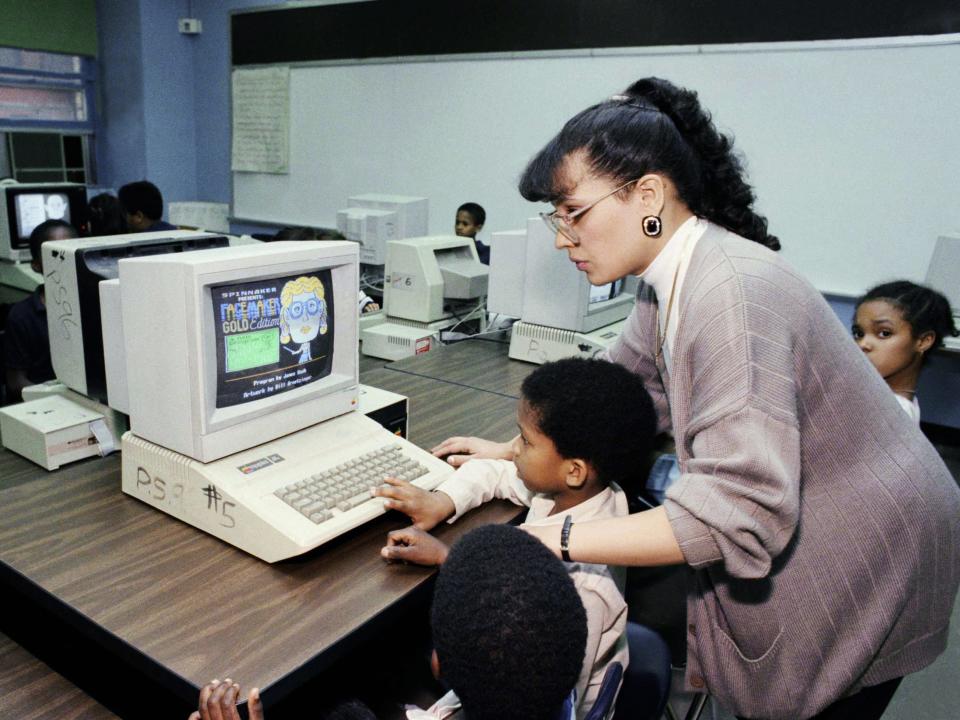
[{"left": 560, "top": 515, "right": 573, "bottom": 562}]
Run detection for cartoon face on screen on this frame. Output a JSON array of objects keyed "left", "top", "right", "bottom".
[
  {"left": 279, "top": 276, "right": 328, "bottom": 363},
  {"left": 45, "top": 193, "right": 67, "bottom": 220}
]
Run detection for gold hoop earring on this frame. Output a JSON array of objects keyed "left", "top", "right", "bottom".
[{"left": 642, "top": 215, "right": 662, "bottom": 237}]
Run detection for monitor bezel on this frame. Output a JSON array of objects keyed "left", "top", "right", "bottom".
[
  {"left": 3, "top": 184, "right": 89, "bottom": 257},
  {"left": 194, "top": 251, "right": 359, "bottom": 438}
]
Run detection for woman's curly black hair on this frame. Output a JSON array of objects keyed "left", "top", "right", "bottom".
[
  {"left": 519, "top": 76, "right": 779, "bottom": 251},
  {"left": 432, "top": 524, "right": 587, "bottom": 720}
]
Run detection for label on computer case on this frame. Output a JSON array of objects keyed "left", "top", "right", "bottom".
[{"left": 237, "top": 453, "right": 286, "bottom": 474}]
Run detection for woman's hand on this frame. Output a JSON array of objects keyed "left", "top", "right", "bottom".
[
  {"left": 381, "top": 526, "right": 450, "bottom": 566},
  {"left": 189, "top": 679, "right": 263, "bottom": 720},
  {"left": 430, "top": 435, "right": 516, "bottom": 468},
  {"left": 372, "top": 478, "right": 455, "bottom": 530}
]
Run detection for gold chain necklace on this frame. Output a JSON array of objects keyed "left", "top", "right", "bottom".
[{"left": 655, "top": 261, "right": 682, "bottom": 363}]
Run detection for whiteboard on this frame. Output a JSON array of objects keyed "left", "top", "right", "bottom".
[{"left": 232, "top": 37, "right": 960, "bottom": 295}]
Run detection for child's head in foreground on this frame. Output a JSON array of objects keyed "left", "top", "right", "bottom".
[
  {"left": 431, "top": 524, "right": 587, "bottom": 720},
  {"left": 514, "top": 357, "right": 656, "bottom": 502},
  {"left": 454, "top": 202, "right": 485, "bottom": 239},
  {"left": 853, "top": 281, "right": 957, "bottom": 392}
]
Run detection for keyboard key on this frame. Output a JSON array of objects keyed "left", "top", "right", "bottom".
[{"left": 277, "top": 444, "right": 431, "bottom": 523}]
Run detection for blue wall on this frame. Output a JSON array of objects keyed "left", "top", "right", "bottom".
[{"left": 96, "top": 0, "right": 281, "bottom": 225}]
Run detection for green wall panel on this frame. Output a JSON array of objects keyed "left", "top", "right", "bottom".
[{"left": 0, "top": 0, "right": 98, "bottom": 57}]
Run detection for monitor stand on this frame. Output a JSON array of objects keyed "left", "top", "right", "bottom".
[{"left": 508, "top": 318, "right": 627, "bottom": 364}]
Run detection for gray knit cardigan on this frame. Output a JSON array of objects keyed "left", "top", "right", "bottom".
[{"left": 607, "top": 223, "right": 960, "bottom": 719}]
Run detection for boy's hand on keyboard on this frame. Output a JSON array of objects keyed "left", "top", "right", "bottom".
[
  {"left": 372, "top": 477, "right": 455, "bottom": 531},
  {"left": 190, "top": 678, "right": 263, "bottom": 720},
  {"left": 381, "top": 526, "right": 449, "bottom": 566},
  {"left": 431, "top": 435, "right": 516, "bottom": 467}
]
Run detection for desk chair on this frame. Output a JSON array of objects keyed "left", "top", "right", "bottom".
[
  {"left": 629, "top": 455, "right": 712, "bottom": 720},
  {"left": 613, "top": 622, "right": 671, "bottom": 720},
  {"left": 584, "top": 661, "right": 624, "bottom": 720}
]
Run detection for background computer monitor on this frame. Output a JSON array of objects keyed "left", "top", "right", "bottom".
[
  {"left": 119, "top": 240, "right": 360, "bottom": 462},
  {"left": 382, "top": 235, "right": 488, "bottom": 323},
  {"left": 1, "top": 182, "right": 89, "bottom": 261},
  {"left": 494, "top": 218, "right": 634, "bottom": 333},
  {"left": 336, "top": 207, "right": 398, "bottom": 265},
  {"left": 42, "top": 231, "right": 230, "bottom": 403}
]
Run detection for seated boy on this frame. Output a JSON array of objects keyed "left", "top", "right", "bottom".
[
  {"left": 118, "top": 180, "right": 177, "bottom": 232},
  {"left": 189, "top": 525, "right": 587, "bottom": 720},
  {"left": 454, "top": 202, "right": 487, "bottom": 265},
  {"left": 377, "top": 357, "right": 656, "bottom": 718},
  {"left": 4, "top": 219, "right": 78, "bottom": 403}
]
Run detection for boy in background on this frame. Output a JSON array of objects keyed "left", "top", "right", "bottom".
[
  {"left": 4, "top": 219, "right": 78, "bottom": 403},
  {"left": 118, "top": 180, "right": 176, "bottom": 232},
  {"left": 378, "top": 357, "right": 657, "bottom": 717},
  {"left": 454, "top": 202, "right": 487, "bottom": 264}
]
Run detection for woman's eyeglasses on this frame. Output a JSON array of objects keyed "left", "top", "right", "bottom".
[{"left": 539, "top": 179, "right": 639, "bottom": 245}]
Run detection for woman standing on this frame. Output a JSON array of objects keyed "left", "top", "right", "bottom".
[{"left": 433, "top": 78, "right": 960, "bottom": 720}]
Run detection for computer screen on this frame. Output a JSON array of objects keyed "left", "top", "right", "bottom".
[
  {"left": 120, "top": 241, "right": 359, "bottom": 462},
  {"left": 1, "top": 183, "right": 89, "bottom": 261},
  {"left": 588, "top": 279, "right": 625, "bottom": 304},
  {"left": 213, "top": 269, "right": 334, "bottom": 408}
]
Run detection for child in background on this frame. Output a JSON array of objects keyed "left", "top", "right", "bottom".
[
  {"left": 853, "top": 280, "right": 958, "bottom": 423},
  {"left": 188, "top": 525, "right": 588, "bottom": 720},
  {"left": 4, "top": 219, "right": 78, "bottom": 403},
  {"left": 272, "top": 226, "right": 380, "bottom": 313},
  {"left": 377, "top": 357, "right": 657, "bottom": 718},
  {"left": 454, "top": 202, "right": 487, "bottom": 264},
  {"left": 87, "top": 192, "right": 127, "bottom": 236}
]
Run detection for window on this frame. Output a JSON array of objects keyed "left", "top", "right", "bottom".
[{"left": 0, "top": 47, "right": 96, "bottom": 183}]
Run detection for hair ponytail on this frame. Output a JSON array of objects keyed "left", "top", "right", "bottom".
[{"left": 519, "top": 76, "right": 780, "bottom": 251}]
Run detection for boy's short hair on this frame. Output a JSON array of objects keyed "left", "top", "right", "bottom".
[
  {"left": 29, "top": 219, "right": 77, "bottom": 263},
  {"left": 432, "top": 524, "right": 586, "bottom": 720},
  {"left": 87, "top": 192, "right": 127, "bottom": 236},
  {"left": 457, "top": 202, "right": 486, "bottom": 226},
  {"left": 520, "top": 357, "right": 656, "bottom": 494},
  {"left": 118, "top": 180, "right": 164, "bottom": 221}
]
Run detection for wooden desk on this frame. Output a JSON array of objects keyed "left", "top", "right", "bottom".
[
  {"left": 383, "top": 337, "right": 534, "bottom": 400},
  {"left": 0, "top": 361, "right": 521, "bottom": 718}
]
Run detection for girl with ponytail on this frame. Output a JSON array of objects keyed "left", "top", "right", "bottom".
[{"left": 434, "top": 78, "right": 959, "bottom": 720}]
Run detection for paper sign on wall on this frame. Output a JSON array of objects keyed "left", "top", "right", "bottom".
[{"left": 231, "top": 66, "right": 290, "bottom": 174}]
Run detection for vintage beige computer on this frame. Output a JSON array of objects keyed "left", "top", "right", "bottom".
[
  {"left": 499, "top": 219, "right": 636, "bottom": 364},
  {"left": 117, "top": 241, "right": 453, "bottom": 561},
  {"left": 360, "top": 235, "right": 489, "bottom": 360},
  {"left": 0, "top": 181, "right": 90, "bottom": 298}
]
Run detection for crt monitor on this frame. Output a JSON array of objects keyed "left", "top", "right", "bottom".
[
  {"left": 119, "top": 240, "right": 360, "bottom": 462},
  {"left": 42, "top": 231, "right": 230, "bottom": 403},
  {"left": 1, "top": 182, "right": 90, "bottom": 262},
  {"left": 382, "top": 235, "right": 488, "bottom": 323},
  {"left": 496, "top": 218, "right": 634, "bottom": 333}
]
